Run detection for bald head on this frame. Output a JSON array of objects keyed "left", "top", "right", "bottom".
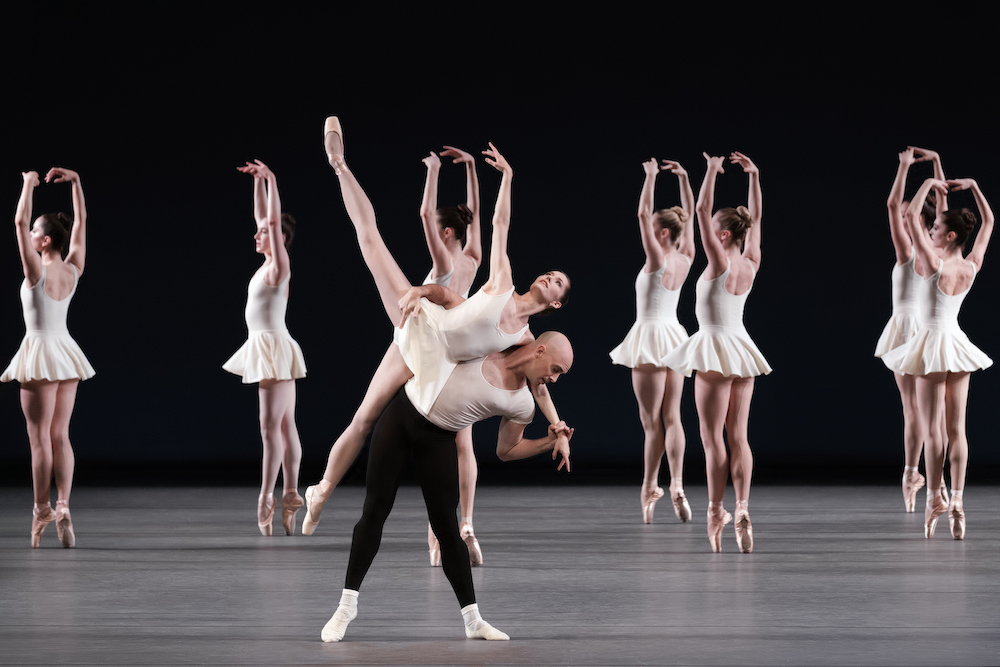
[{"left": 534, "top": 331, "right": 574, "bottom": 370}]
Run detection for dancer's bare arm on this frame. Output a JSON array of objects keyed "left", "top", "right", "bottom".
[
  {"left": 239, "top": 160, "right": 290, "bottom": 286},
  {"left": 420, "top": 151, "right": 453, "bottom": 279},
  {"left": 663, "top": 159, "right": 696, "bottom": 261},
  {"left": 14, "top": 171, "right": 43, "bottom": 285},
  {"left": 912, "top": 146, "right": 948, "bottom": 215},
  {"left": 531, "top": 383, "right": 572, "bottom": 468},
  {"left": 47, "top": 168, "right": 87, "bottom": 276},
  {"left": 907, "top": 178, "right": 950, "bottom": 273},
  {"left": 638, "top": 158, "right": 665, "bottom": 272},
  {"left": 481, "top": 142, "right": 514, "bottom": 295},
  {"left": 953, "top": 178, "right": 994, "bottom": 272},
  {"left": 887, "top": 149, "right": 915, "bottom": 265},
  {"left": 441, "top": 145, "right": 482, "bottom": 265},
  {"left": 731, "top": 152, "right": 762, "bottom": 271},
  {"left": 697, "top": 153, "right": 728, "bottom": 278},
  {"left": 496, "top": 419, "right": 573, "bottom": 472},
  {"left": 252, "top": 172, "right": 267, "bottom": 225},
  {"left": 397, "top": 284, "right": 466, "bottom": 324}
]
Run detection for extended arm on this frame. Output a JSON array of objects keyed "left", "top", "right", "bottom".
[
  {"left": 531, "top": 383, "right": 572, "bottom": 469},
  {"left": 913, "top": 147, "right": 948, "bottom": 215},
  {"left": 732, "top": 152, "right": 762, "bottom": 269},
  {"left": 253, "top": 174, "right": 267, "bottom": 224},
  {"left": 663, "top": 159, "right": 696, "bottom": 260},
  {"left": 442, "top": 145, "right": 482, "bottom": 265},
  {"left": 887, "top": 149, "right": 914, "bottom": 264},
  {"left": 637, "top": 158, "right": 665, "bottom": 271},
  {"left": 419, "top": 152, "right": 453, "bottom": 278},
  {"left": 482, "top": 142, "right": 514, "bottom": 294},
  {"left": 14, "top": 172, "right": 42, "bottom": 284},
  {"left": 954, "top": 178, "right": 994, "bottom": 271},
  {"left": 496, "top": 417, "right": 572, "bottom": 471},
  {"left": 47, "top": 168, "right": 87, "bottom": 274},
  {"left": 396, "top": 283, "right": 466, "bottom": 324},
  {"left": 696, "top": 153, "right": 729, "bottom": 275}
]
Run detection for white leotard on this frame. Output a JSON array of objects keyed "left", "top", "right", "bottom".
[
  {"left": 874, "top": 254, "right": 921, "bottom": 358},
  {"left": 409, "top": 356, "right": 534, "bottom": 431},
  {"left": 223, "top": 268, "right": 306, "bottom": 383},
  {"left": 1, "top": 265, "right": 95, "bottom": 383},
  {"left": 422, "top": 268, "right": 474, "bottom": 300},
  {"left": 881, "top": 260, "right": 991, "bottom": 374},
  {"left": 394, "top": 287, "right": 529, "bottom": 414},
  {"left": 609, "top": 257, "right": 691, "bottom": 368},
  {"left": 663, "top": 258, "right": 771, "bottom": 378}
]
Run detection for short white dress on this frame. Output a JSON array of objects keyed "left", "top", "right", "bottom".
[
  {"left": 874, "top": 254, "right": 921, "bottom": 359},
  {"left": 881, "top": 260, "right": 992, "bottom": 375},
  {"left": 1, "top": 265, "right": 95, "bottom": 383},
  {"left": 663, "top": 258, "right": 771, "bottom": 378},
  {"left": 609, "top": 258, "right": 691, "bottom": 368},
  {"left": 223, "top": 268, "right": 306, "bottom": 384}
]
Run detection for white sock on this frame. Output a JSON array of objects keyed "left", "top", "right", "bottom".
[
  {"left": 461, "top": 603, "right": 509, "bottom": 641},
  {"left": 321, "top": 589, "right": 359, "bottom": 642}
]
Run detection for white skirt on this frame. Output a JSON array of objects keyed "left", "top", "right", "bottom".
[
  {"left": 1, "top": 331, "right": 96, "bottom": 383},
  {"left": 663, "top": 326, "right": 772, "bottom": 378},
  {"left": 609, "top": 321, "right": 689, "bottom": 368},
  {"left": 223, "top": 329, "right": 306, "bottom": 384}
]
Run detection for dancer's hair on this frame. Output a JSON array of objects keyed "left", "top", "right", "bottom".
[
  {"left": 655, "top": 206, "right": 689, "bottom": 243},
  {"left": 437, "top": 205, "right": 473, "bottom": 244},
  {"left": 716, "top": 206, "right": 752, "bottom": 245},
  {"left": 280, "top": 213, "right": 297, "bottom": 249},
  {"left": 941, "top": 208, "right": 977, "bottom": 247},
  {"left": 35, "top": 213, "right": 73, "bottom": 256}
]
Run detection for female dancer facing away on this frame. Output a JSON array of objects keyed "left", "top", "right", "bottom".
[
  {"left": 418, "top": 148, "right": 489, "bottom": 564},
  {"left": 2, "top": 168, "right": 93, "bottom": 548},
  {"left": 881, "top": 175, "right": 993, "bottom": 539},
  {"left": 223, "top": 160, "right": 306, "bottom": 536},
  {"left": 303, "top": 119, "right": 571, "bottom": 541},
  {"left": 609, "top": 157, "right": 695, "bottom": 524},
  {"left": 877, "top": 147, "right": 948, "bottom": 512},
  {"left": 663, "top": 152, "right": 770, "bottom": 553}
]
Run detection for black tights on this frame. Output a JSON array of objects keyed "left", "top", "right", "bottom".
[{"left": 344, "top": 388, "right": 475, "bottom": 607}]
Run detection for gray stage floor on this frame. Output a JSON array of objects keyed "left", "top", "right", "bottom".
[{"left": 1, "top": 485, "right": 998, "bottom": 666}]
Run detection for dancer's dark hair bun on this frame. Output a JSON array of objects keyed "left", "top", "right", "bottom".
[
  {"left": 36, "top": 213, "right": 73, "bottom": 255},
  {"left": 941, "top": 208, "right": 977, "bottom": 247},
  {"left": 281, "top": 213, "right": 297, "bottom": 249},
  {"left": 437, "top": 205, "right": 473, "bottom": 243}
]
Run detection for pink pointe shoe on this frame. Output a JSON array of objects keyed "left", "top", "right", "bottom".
[
  {"left": 282, "top": 491, "right": 304, "bottom": 536},
  {"left": 671, "top": 489, "right": 692, "bottom": 523},
  {"left": 707, "top": 503, "right": 732, "bottom": 553},
  {"left": 640, "top": 486, "right": 665, "bottom": 524},
  {"left": 924, "top": 492, "right": 949, "bottom": 538},
  {"left": 902, "top": 470, "right": 925, "bottom": 513},
  {"left": 460, "top": 523, "right": 484, "bottom": 567},
  {"left": 427, "top": 523, "right": 441, "bottom": 567},
  {"left": 733, "top": 501, "right": 753, "bottom": 554},
  {"left": 30, "top": 504, "right": 54, "bottom": 548},
  {"left": 54, "top": 501, "right": 76, "bottom": 548},
  {"left": 302, "top": 479, "right": 333, "bottom": 536},
  {"left": 324, "top": 116, "right": 345, "bottom": 172},
  {"left": 257, "top": 494, "right": 276, "bottom": 536},
  {"left": 948, "top": 497, "right": 966, "bottom": 540}
]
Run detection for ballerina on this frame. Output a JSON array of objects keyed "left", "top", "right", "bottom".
[
  {"left": 663, "top": 152, "right": 770, "bottom": 553},
  {"left": 877, "top": 147, "right": 948, "bottom": 512},
  {"left": 610, "top": 157, "right": 695, "bottom": 524},
  {"left": 2, "top": 168, "right": 94, "bottom": 548},
  {"left": 223, "top": 160, "right": 306, "bottom": 536},
  {"left": 881, "top": 174, "right": 994, "bottom": 539}
]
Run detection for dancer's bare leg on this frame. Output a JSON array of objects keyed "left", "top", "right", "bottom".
[
  {"left": 277, "top": 381, "right": 302, "bottom": 495},
  {"left": 916, "top": 373, "right": 949, "bottom": 536},
  {"left": 726, "top": 376, "right": 755, "bottom": 503},
  {"left": 20, "top": 381, "right": 58, "bottom": 505},
  {"left": 944, "top": 372, "right": 970, "bottom": 492},
  {"left": 632, "top": 366, "right": 666, "bottom": 522},
  {"left": 258, "top": 379, "right": 297, "bottom": 532},
  {"left": 456, "top": 427, "right": 478, "bottom": 520},
  {"left": 660, "top": 367, "right": 690, "bottom": 521},
  {"left": 895, "top": 371, "right": 925, "bottom": 511},
  {"left": 694, "top": 371, "right": 732, "bottom": 504},
  {"left": 50, "top": 380, "right": 79, "bottom": 504}
]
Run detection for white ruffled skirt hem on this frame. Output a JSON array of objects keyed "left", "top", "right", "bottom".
[
  {"left": 881, "top": 327, "right": 992, "bottom": 375},
  {"left": 609, "top": 321, "right": 689, "bottom": 368},
  {"left": 223, "top": 330, "right": 306, "bottom": 384},
  {"left": 662, "top": 327, "right": 771, "bottom": 378},
  {"left": 1, "top": 332, "right": 95, "bottom": 383}
]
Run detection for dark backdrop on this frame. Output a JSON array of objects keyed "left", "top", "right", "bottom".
[{"left": 3, "top": 8, "right": 998, "bottom": 486}]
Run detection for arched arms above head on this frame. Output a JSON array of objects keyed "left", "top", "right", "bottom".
[
  {"left": 441, "top": 145, "right": 483, "bottom": 266},
  {"left": 419, "top": 151, "right": 453, "bottom": 279},
  {"left": 696, "top": 153, "right": 729, "bottom": 275},
  {"left": 637, "top": 158, "right": 665, "bottom": 271},
  {"left": 950, "top": 178, "right": 994, "bottom": 272},
  {"left": 912, "top": 147, "right": 949, "bottom": 216},
  {"left": 662, "top": 159, "right": 696, "bottom": 261},
  {"left": 46, "top": 168, "right": 87, "bottom": 275},
  {"left": 14, "top": 171, "right": 43, "bottom": 284},
  {"left": 730, "top": 152, "right": 762, "bottom": 271},
  {"left": 887, "top": 148, "right": 916, "bottom": 264},
  {"left": 238, "top": 160, "right": 290, "bottom": 286},
  {"left": 906, "top": 178, "right": 950, "bottom": 274},
  {"left": 481, "top": 142, "right": 514, "bottom": 295}
]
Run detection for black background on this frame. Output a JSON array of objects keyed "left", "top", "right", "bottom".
[{"left": 2, "top": 7, "right": 998, "bottom": 486}]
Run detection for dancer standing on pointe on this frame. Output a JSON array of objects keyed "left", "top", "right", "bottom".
[
  {"left": 610, "top": 157, "right": 695, "bottom": 524},
  {"left": 2, "top": 168, "right": 93, "bottom": 548},
  {"left": 881, "top": 174, "right": 993, "bottom": 540},
  {"left": 663, "top": 152, "right": 770, "bottom": 553},
  {"left": 876, "top": 147, "right": 948, "bottom": 512},
  {"left": 302, "top": 119, "right": 571, "bottom": 550},
  {"left": 317, "top": 119, "right": 573, "bottom": 642},
  {"left": 223, "top": 160, "right": 306, "bottom": 536}
]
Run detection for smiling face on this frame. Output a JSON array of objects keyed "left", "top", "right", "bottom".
[{"left": 530, "top": 271, "right": 571, "bottom": 311}]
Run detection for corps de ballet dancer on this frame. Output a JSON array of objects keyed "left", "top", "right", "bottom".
[
  {"left": 881, "top": 170, "right": 994, "bottom": 539},
  {"left": 2, "top": 168, "right": 94, "bottom": 548},
  {"left": 876, "top": 147, "right": 949, "bottom": 512},
  {"left": 610, "top": 157, "right": 695, "bottom": 524},
  {"left": 663, "top": 152, "right": 770, "bottom": 553},
  {"left": 223, "top": 160, "right": 306, "bottom": 536},
  {"left": 316, "top": 119, "right": 573, "bottom": 642},
  {"left": 302, "top": 120, "right": 572, "bottom": 552}
]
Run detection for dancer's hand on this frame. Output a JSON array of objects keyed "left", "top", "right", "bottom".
[
  {"left": 482, "top": 142, "right": 513, "bottom": 176},
  {"left": 946, "top": 178, "right": 976, "bottom": 192},
  {"left": 925, "top": 178, "right": 950, "bottom": 197},
  {"left": 661, "top": 159, "right": 687, "bottom": 177},
  {"left": 549, "top": 424, "right": 573, "bottom": 472},
  {"left": 441, "top": 145, "right": 474, "bottom": 165},
  {"left": 22, "top": 171, "right": 40, "bottom": 187},
  {"left": 237, "top": 159, "right": 274, "bottom": 179},
  {"left": 911, "top": 147, "right": 940, "bottom": 164},
  {"left": 729, "top": 151, "right": 758, "bottom": 174},
  {"left": 642, "top": 158, "right": 659, "bottom": 177},
  {"left": 44, "top": 167, "right": 79, "bottom": 184},
  {"left": 397, "top": 287, "right": 425, "bottom": 326},
  {"left": 898, "top": 147, "right": 916, "bottom": 167},
  {"left": 703, "top": 152, "right": 726, "bottom": 174},
  {"left": 422, "top": 152, "right": 441, "bottom": 170}
]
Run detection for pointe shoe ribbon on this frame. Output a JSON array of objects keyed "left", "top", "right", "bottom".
[
  {"left": 671, "top": 489, "right": 692, "bottom": 523},
  {"left": 948, "top": 498, "right": 966, "bottom": 541},
  {"left": 258, "top": 494, "right": 276, "bottom": 537},
  {"left": 734, "top": 506, "right": 753, "bottom": 554}
]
